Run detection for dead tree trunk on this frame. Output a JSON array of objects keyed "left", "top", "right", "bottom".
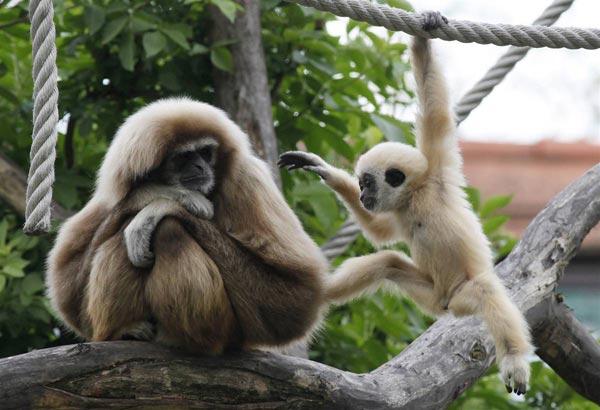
[
  {"left": 209, "top": 0, "right": 280, "bottom": 184},
  {"left": 1, "top": 165, "right": 599, "bottom": 409}
]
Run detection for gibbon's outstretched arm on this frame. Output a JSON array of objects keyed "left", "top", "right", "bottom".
[
  {"left": 411, "top": 24, "right": 458, "bottom": 176},
  {"left": 278, "top": 152, "right": 398, "bottom": 244}
]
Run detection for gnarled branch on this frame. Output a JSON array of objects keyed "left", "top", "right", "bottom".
[{"left": 1, "top": 166, "right": 599, "bottom": 409}]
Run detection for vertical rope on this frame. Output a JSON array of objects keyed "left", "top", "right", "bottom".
[{"left": 24, "top": 0, "right": 59, "bottom": 235}]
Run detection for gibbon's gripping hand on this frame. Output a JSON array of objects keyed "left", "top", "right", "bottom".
[
  {"left": 278, "top": 151, "right": 330, "bottom": 180},
  {"left": 174, "top": 190, "right": 214, "bottom": 220},
  {"left": 421, "top": 11, "right": 448, "bottom": 31}
]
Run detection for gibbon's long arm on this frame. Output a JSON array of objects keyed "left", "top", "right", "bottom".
[
  {"left": 278, "top": 151, "right": 398, "bottom": 244},
  {"left": 411, "top": 36, "right": 458, "bottom": 176}
]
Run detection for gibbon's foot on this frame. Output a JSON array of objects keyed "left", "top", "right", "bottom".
[
  {"left": 421, "top": 11, "right": 448, "bottom": 31},
  {"left": 278, "top": 151, "right": 330, "bottom": 180},
  {"left": 500, "top": 353, "right": 529, "bottom": 395},
  {"left": 124, "top": 218, "right": 155, "bottom": 268},
  {"left": 120, "top": 321, "right": 156, "bottom": 341}
]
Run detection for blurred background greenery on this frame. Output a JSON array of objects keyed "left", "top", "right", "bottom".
[{"left": 0, "top": 0, "right": 597, "bottom": 408}]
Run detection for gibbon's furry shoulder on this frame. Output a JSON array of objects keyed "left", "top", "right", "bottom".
[{"left": 95, "top": 98, "right": 252, "bottom": 206}]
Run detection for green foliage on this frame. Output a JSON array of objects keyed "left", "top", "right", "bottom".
[
  {"left": 451, "top": 362, "right": 600, "bottom": 410},
  {"left": 0, "top": 1, "right": 594, "bottom": 407}
]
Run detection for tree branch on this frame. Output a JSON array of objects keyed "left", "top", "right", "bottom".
[
  {"left": 0, "top": 152, "right": 71, "bottom": 221},
  {"left": 1, "top": 166, "right": 598, "bottom": 408}
]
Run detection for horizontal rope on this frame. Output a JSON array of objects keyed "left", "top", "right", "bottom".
[{"left": 287, "top": 0, "right": 600, "bottom": 50}]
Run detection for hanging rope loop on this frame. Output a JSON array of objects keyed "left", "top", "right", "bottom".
[{"left": 24, "top": 0, "right": 59, "bottom": 235}]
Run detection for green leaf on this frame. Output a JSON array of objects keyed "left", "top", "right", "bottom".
[
  {"left": 84, "top": 5, "right": 106, "bottom": 35},
  {"left": 143, "top": 31, "right": 167, "bottom": 58},
  {"left": 22, "top": 274, "right": 44, "bottom": 295},
  {"left": 0, "top": 275, "right": 5, "bottom": 293},
  {"left": 160, "top": 26, "right": 190, "bottom": 50},
  {"left": 3, "top": 265, "right": 25, "bottom": 278},
  {"left": 483, "top": 215, "right": 509, "bottom": 235},
  {"left": 480, "top": 195, "right": 512, "bottom": 218},
  {"left": 101, "top": 15, "right": 128, "bottom": 45},
  {"left": 0, "top": 219, "right": 7, "bottom": 246},
  {"left": 131, "top": 16, "right": 156, "bottom": 33},
  {"left": 210, "top": 0, "right": 240, "bottom": 23},
  {"left": 190, "top": 43, "right": 209, "bottom": 55},
  {"left": 463, "top": 186, "right": 481, "bottom": 212},
  {"left": 210, "top": 47, "right": 233, "bottom": 72},
  {"left": 370, "top": 113, "right": 412, "bottom": 144},
  {"left": 118, "top": 32, "right": 136, "bottom": 72}
]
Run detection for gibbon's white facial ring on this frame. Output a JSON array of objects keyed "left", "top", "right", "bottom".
[{"left": 359, "top": 167, "right": 407, "bottom": 212}]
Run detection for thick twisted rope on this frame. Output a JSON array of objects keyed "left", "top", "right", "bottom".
[
  {"left": 24, "top": 0, "right": 59, "bottom": 235},
  {"left": 287, "top": 0, "right": 600, "bottom": 49},
  {"left": 317, "top": 0, "right": 577, "bottom": 259},
  {"left": 455, "top": 0, "right": 575, "bottom": 123}
]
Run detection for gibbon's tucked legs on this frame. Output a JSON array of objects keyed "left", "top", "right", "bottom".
[
  {"left": 448, "top": 274, "right": 531, "bottom": 395},
  {"left": 326, "top": 250, "right": 440, "bottom": 315}
]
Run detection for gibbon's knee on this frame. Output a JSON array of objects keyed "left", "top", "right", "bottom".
[
  {"left": 87, "top": 231, "right": 149, "bottom": 341},
  {"left": 145, "top": 217, "right": 238, "bottom": 354}
]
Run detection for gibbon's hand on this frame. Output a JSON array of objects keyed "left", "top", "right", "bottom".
[
  {"left": 278, "top": 151, "right": 330, "bottom": 180},
  {"left": 421, "top": 11, "right": 448, "bottom": 31},
  {"left": 176, "top": 190, "right": 214, "bottom": 220}
]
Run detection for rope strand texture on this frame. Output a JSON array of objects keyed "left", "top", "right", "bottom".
[
  {"left": 24, "top": 0, "right": 59, "bottom": 235},
  {"left": 288, "top": 0, "right": 600, "bottom": 50}
]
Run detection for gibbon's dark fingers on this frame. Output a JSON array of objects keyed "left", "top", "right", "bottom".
[
  {"left": 421, "top": 11, "right": 448, "bottom": 32},
  {"left": 278, "top": 151, "right": 330, "bottom": 180}
]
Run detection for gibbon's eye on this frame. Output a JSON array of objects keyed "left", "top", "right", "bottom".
[
  {"left": 385, "top": 168, "right": 405, "bottom": 187},
  {"left": 198, "top": 146, "right": 214, "bottom": 163},
  {"left": 177, "top": 151, "right": 195, "bottom": 162},
  {"left": 361, "top": 173, "right": 374, "bottom": 189}
]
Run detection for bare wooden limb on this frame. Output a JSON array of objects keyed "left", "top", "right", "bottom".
[
  {"left": 0, "top": 166, "right": 598, "bottom": 408},
  {"left": 530, "top": 295, "right": 600, "bottom": 403},
  {"left": 0, "top": 151, "right": 70, "bottom": 221},
  {"left": 209, "top": 1, "right": 280, "bottom": 185}
]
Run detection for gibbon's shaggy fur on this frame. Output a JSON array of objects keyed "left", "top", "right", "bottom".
[
  {"left": 47, "top": 98, "right": 336, "bottom": 353},
  {"left": 279, "top": 35, "right": 533, "bottom": 394}
]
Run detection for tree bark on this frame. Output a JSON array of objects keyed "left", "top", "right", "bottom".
[
  {"left": 0, "top": 151, "right": 70, "bottom": 221},
  {"left": 209, "top": 1, "right": 280, "bottom": 185},
  {"left": 1, "top": 166, "right": 599, "bottom": 409}
]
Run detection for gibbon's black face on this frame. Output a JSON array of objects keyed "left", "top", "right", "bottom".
[
  {"left": 359, "top": 168, "right": 406, "bottom": 212},
  {"left": 159, "top": 137, "right": 219, "bottom": 194}
]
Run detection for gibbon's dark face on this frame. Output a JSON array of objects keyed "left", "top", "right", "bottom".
[
  {"left": 359, "top": 167, "right": 406, "bottom": 212},
  {"left": 160, "top": 137, "right": 219, "bottom": 194}
]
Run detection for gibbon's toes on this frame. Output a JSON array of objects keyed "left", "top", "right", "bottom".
[
  {"left": 500, "top": 353, "right": 530, "bottom": 396},
  {"left": 421, "top": 11, "right": 448, "bottom": 31},
  {"left": 120, "top": 321, "right": 156, "bottom": 341}
]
